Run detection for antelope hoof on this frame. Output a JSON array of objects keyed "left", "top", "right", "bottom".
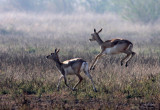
[
  {"left": 121, "top": 62, "right": 123, "bottom": 66},
  {"left": 92, "top": 65, "right": 96, "bottom": 70},
  {"left": 90, "top": 65, "right": 96, "bottom": 70},
  {"left": 72, "top": 88, "right": 77, "bottom": 91},
  {"left": 94, "top": 89, "right": 98, "bottom": 92},
  {"left": 125, "top": 63, "right": 128, "bottom": 67},
  {"left": 90, "top": 67, "right": 93, "bottom": 70}
]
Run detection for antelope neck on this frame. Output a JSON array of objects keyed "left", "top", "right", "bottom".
[
  {"left": 96, "top": 36, "right": 103, "bottom": 45},
  {"left": 54, "top": 59, "right": 62, "bottom": 69}
]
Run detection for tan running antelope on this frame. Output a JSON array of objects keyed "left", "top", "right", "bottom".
[
  {"left": 46, "top": 49, "right": 97, "bottom": 92},
  {"left": 89, "top": 28, "right": 136, "bottom": 70}
]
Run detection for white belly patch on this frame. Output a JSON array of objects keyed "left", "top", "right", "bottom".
[
  {"left": 105, "top": 48, "right": 112, "bottom": 54},
  {"left": 103, "top": 46, "right": 119, "bottom": 55}
]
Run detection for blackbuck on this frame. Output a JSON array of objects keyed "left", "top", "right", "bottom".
[
  {"left": 46, "top": 49, "right": 97, "bottom": 92},
  {"left": 89, "top": 28, "right": 136, "bottom": 70}
]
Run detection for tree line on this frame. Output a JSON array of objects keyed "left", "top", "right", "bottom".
[{"left": 1, "top": 0, "right": 160, "bottom": 23}]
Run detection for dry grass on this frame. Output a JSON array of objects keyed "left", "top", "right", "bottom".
[{"left": 0, "top": 12, "right": 160, "bottom": 109}]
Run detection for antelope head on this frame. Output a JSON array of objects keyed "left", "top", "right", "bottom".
[
  {"left": 89, "top": 28, "right": 102, "bottom": 41},
  {"left": 46, "top": 48, "right": 60, "bottom": 62}
]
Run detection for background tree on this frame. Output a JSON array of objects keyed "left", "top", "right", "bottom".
[{"left": 117, "top": 0, "right": 160, "bottom": 23}]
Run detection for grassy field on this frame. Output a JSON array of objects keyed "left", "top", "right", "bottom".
[{"left": 0, "top": 12, "right": 160, "bottom": 109}]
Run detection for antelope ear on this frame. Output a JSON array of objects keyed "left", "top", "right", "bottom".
[
  {"left": 55, "top": 48, "right": 57, "bottom": 53},
  {"left": 98, "top": 28, "right": 102, "bottom": 33},
  {"left": 56, "top": 49, "right": 60, "bottom": 53},
  {"left": 94, "top": 29, "right": 96, "bottom": 33}
]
